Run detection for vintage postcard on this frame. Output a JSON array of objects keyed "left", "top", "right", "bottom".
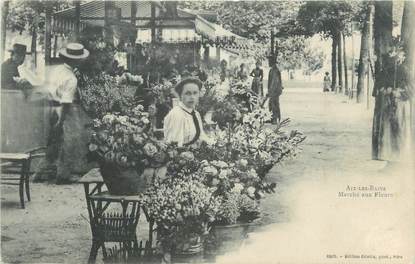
[{"left": 1, "top": 1, "right": 414, "bottom": 263}]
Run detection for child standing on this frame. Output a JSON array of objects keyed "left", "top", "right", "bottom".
[{"left": 323, "top": 72, "right": 331, "bottom": 92}]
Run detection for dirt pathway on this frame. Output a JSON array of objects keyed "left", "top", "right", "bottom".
[{"left": 217, "top": 89, "right": 415, "bottom": 263}]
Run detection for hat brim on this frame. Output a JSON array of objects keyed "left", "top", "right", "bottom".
[
  {"left": 8, "top": 49, "right": 30, "bottom": 55},
  {"left": 59, "top": 48, "right": 89, "bottom": 59}
]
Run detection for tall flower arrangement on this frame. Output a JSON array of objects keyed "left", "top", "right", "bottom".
[
  {"left": 144, "top": 174, "right": 221, "bottom": 253},
  {"left": 197, "top": 76, "right": 222, "bottom": 120}
]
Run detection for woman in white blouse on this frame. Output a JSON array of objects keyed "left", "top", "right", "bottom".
[{"left": 164, "top": 78, "right": 210, "bottom": 147}]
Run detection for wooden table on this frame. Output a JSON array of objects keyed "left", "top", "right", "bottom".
[{"left": 79, "top": 169, "right": 155, "bottom": 263}]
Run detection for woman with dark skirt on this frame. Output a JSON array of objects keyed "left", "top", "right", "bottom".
[{"left": 250, "top": 61, "right": 264, "bottom": 97}]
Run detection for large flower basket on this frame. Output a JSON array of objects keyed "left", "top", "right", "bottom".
[{"left": 99, "top": 162, "right": 153, "bottom": 195}]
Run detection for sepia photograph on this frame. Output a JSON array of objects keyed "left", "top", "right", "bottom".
[{"left": 0, "top": 1, "right": 414, "bottom": 263}]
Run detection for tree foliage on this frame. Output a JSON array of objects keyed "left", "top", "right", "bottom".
[
  {"left": 180, "top": 1, "right": 304, "bottom": 44},
  {"left": 297, "top": 1, "right": 362, "bottom": 37},
  {"left": 180, "top": 1, "right": 316, "bottom": 71},
  {"left": 276, "top": 36, "right": 306, "bottom": 71},
  {"left": 6, "top": 0, "right": 72, "bottom": 34},
  {"left": 302, "top": 46, "right": 326, "bottom": 74}
]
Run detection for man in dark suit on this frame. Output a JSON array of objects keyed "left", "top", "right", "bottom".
[
  {"left": 1, "top": 43, "right": 27, "bottom": 90},
  {"left": 267, "top": 56, "right": 283, "bottom": 123}
]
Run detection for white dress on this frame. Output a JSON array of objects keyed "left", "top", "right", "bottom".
[{"left": 163, "top": 102, "right": 209, "bottom": 147}]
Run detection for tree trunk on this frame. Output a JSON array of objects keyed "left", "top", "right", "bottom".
[
  {"left": 337, "top": 31, "right": 343, "bottom": 93},
  {"left": 151, "top": 2, "right": 156, "bottom": 43},
  {"left": 31, "top": 27, "right": 37, "bottom": 67},
  {"left": 400, "top": 1, "right": 415, "bottom": 154},
  {"left": 331, "top": 34, "right": 338, "bottom": 91},
  {"left": 1, "top": 1, "right": 9, "bottom": 62},
  {"left": 130, "top": 1, "right": 137, "bottom": 73},
  {"left": 74, "top": 1, "right": 81, "bottom": 41},
  {"left": 204, "top": 45, "right": 210, "bottom": 64},
  {"left": 357, "top": 4, "right": 373, "bottom": 103},
  {"left": 53, "top": 35, "right": 58, "bottom": 58},
  {"left": 44, "top": 4, "right": 53, "bottom": 66},
  {"left": 402, "top": 2, "right": 415, "bottom": 81},
  {"left": 343, "top": 33, "right": 349, "bottom": 95},
  {"left": 372, "top": 1, "right": 396, "bottom": 160}
]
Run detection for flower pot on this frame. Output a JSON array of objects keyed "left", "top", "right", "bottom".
[
  {"left": 99, "top": 162, "right": 153, "bottom": 195},
  {"left": 205, "top": 218, "right": 260, "bottom": 256},
  {"left": 173, "top": 233, "right": 204, "bottom": 256}
]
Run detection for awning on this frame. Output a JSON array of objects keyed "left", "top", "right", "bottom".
[
  {"left": 192, "top": 12, "right": 251, "bottom": 49},
  {"left": 53, "top": 1, "right": 164, "bottom": 31}
]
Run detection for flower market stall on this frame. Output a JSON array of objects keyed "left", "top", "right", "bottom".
[
  {"left": 25, "top": 1, "right": 307, "bottom": 262},
  {"left": 84, "top": 68, "right": 305, "bottom": 261}
]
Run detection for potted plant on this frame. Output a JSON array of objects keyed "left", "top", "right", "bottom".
[{"left": 88, "top": 105, "right": 173, "bottom": 195}]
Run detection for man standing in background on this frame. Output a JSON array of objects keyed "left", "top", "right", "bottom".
[
  {"left": 267, "top": 56, "right": 283, "bottom": 124},
  {"left": 1, "top": 42, "right": 29, "bottom": 90}
]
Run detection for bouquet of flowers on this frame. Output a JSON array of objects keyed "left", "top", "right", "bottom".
[
  {"left": 197, "top": 76, "right": 222, "bottom": 121},
  {"left": 115, "top": 72, "right": 144, "bottom": 85},
  {"left": 165, "top": 151, "right": 201, "bottom": 180},
  {"left": 87, "top": 105, "right": 174, "bottom": 172},
  {"left": 159, "top": 145, "right": 263, "bottom": 225},
  {"left": 211, "top": 97, "right": 247, "bottom": 129},
  {"left": 242, "top": 107, "right": 272, "bottom": 129},
  {"left": 144, "top": 177, "right": 221, "bottom": 252},
  {"left": 146, "top": 81, "right": 174, "bottom": 106},
  {"left": 231, "top": 119, "right": 305, "bottom": 178},
  {"left": 78, "top": 73, "right": 137, "bottom": 119},
  {"left": 216, "top": 191, "right": 260, "bottom": 225},
  {"left": 229, "top": 78, "right": 252, "bottom": 96}
]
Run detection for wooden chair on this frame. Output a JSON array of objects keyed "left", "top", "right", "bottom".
[{"left": 0, "top": 147, "right": 46, "bottom": 208}]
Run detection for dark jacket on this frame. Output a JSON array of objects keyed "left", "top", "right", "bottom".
[
  {"left": 1, "top": 59, "right": 20, "bottom": 90},
  {"left": 268, "top": 66, "right": 283, "bottom": 97}
]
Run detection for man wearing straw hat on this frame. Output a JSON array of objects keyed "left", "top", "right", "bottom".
[
  {"left": 1, "top": 42, "right": 30, "bottom": 90},
  {"left": 34, "top": 43, "right": 90, "bottom": 184}
]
